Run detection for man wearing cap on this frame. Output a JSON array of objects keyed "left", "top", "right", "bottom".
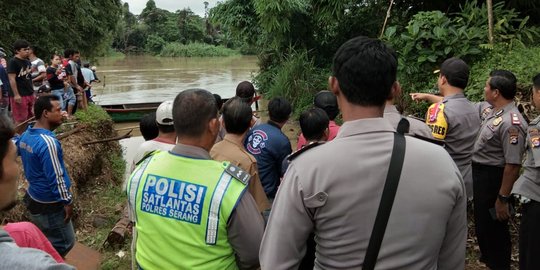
[
  {"left": 131, "top": 100, "right": 176, "bottom": 171},
  {"left": 260, "top": 36, "right": 466, "bottom": 269},
  {"left": 7, "top": 40, "right": 34, "bottom": 125},
  {"left": 127, "top": 89, "right": 264, "bottom": 269},
  {"left": 216, "top": 81, "right": 261, "bottom": 143},
  {"left": 410, "top": 57, "right": 481, "bottom": 199},
  {"left": 471, "top": 70, "right": 527, "bottom": 270},
  {"left": 297, "top": 90, "right": 340, "bottom": 150}
]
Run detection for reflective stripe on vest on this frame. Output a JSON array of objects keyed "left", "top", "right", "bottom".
[{"left": 206, "top": 172, "right": 233, "bottom": 245}]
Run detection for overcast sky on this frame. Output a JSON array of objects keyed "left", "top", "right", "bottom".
[{"left": 123, "top": 0, "right": 219, "bottom": 17}]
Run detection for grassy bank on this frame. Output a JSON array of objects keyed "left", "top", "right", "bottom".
[{"left": 159, "top": 42, "right": 239, "bottom": 57}]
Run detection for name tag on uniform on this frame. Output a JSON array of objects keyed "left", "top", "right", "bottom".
[{"left": 141, "top": 174, "right": 207, "bottom": 224}]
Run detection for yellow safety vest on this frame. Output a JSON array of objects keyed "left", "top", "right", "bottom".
[
  {"left": 127, "top": 151, "right": 249, "bottom": 270},
  {"left": 425, "top": 102, "right": 448, "bottom": 140}
]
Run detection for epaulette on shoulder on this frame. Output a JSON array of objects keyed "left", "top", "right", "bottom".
[
  {"left": 287, "top": 141, "right": 325, "bottom": 162},
  {"left": 408, "top": 134, "right": 446, "bottom": 146},
  {"left": 511, "top": 113, "right": 522, "bottom": 125},
  {"left": 224, "top": 163, "right": 251, "bottom": 185},
  {"left": 135, "top": 150, "right": 160, "bottom": 166},
  {"left": 530, "top": 116, "right": 540, "bottom": 125}
]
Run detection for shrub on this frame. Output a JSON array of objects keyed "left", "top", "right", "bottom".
[{"left": 159, "top": 42, "right": 239, "bottom": 57}]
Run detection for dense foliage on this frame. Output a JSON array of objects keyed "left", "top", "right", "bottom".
[
  {"left": 0, "top": 0, "right": 122, "bottom": 58},
  {"left": 112, "top": 0, "right": 231, "bottom": 56},
  {"left": 211, "top": 0, "right": 540, "bottom": 115}
]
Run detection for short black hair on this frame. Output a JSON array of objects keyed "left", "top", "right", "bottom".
[
  {"left": 50, "top": 53, "right": 60, "bottom": 60},
  {"left": 236, "top": 81, "right": 256, "bottom": 101},
  {"left": 13, "top": 39, "right": 30, "bottom": 52},
  {"left": 268, "top": 97, "right": 291, "bottom": 123},
  {"left": 440, "top": 57, "right": 469, "bottom": 89},
  {"left": 300, "top": 108, "right": 329, "bottom": 141},
  {"left": 489, "top": 70, "right": 517, "bottom": 100},
  {"left": 139, "top": 112, "right": 159, "bottom": 141},
  {"left": 63, "top": 49, "right": 79, "bottom": 59},
  {"left": 34, "top": 95, "right": 60, "bottom": 120},
  {"left": 173, "top": 89, "right": 218, "bottom": 137},
  {"left": 0, "top": 115, "right": 15, "bottom": 177},
  {"left": 332, "top": 36, "right": 397, "bottom": 106},
  {"left": 213, "top": 94, "right": 223, "bottom": 111},
  {"left": 157, "top": 123, "right": 175, "bottom": 134},
  {"left": 533, "top": 73, "right": 540, "bottom": 91},
  {"left": 222, "top": 97, "right": 253, "bottom": 135}
]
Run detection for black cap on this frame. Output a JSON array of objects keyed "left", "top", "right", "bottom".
[
  {"left": 314, "top": 90, "right": 339, "bottom": 120},
  {"left": 439, "top": 57, "right": 469, "bottom": 89}
]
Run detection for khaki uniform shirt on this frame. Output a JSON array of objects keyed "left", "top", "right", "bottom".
[
  {"left": 512, "top": 115, "right": 540, "bottom": 202},
  {"left": 384, "top": 105, "right": 432, "bottom": 138},
  {"left": 260, "top": 118, "right": 467, "bottom": 270},
  {"left": 211, "top": 134, "right": 271, "bottom": 212},
  {"left": 472, "top": 102, "right": 527, "bottom": 166},
  {"left": 426, "top": 94, "right": 480, "bottom": 198}
]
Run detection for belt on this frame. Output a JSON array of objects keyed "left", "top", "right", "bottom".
[{"left": 23, "top": 193, "right": 64, "bottom": 214}]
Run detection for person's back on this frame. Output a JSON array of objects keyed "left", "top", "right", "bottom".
[
  {"left": 260, "top": 36, "right": 466, "bottom": 270},
  {"left": 272, "top": 123, "right": 465, "bottom": 269},
  {"left": 245, "top": 97, "right": 292, "bottom": 199}
]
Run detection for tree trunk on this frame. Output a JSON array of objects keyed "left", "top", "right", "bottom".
[
  {"left": 380, "top": 0, "right": 395, "bottom": 39},
  {"left": 487, "top": 0, "right": 494, "bottom": 44}
]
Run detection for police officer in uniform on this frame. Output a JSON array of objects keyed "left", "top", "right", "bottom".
[
  {"left": 127, "top": 89, "right": 264, "bottom": 270},
  {"left": 410, "top": 58, "right": 481, "bottom": 199},
  {"left": 512, "top": 73, "right": 540, "bottom": 270},
  {"left": 260, "top": 36, "right": 467, "bottom": 269},
  {"left": 472, "top": 70, "right": 527, "bottom": 270}
]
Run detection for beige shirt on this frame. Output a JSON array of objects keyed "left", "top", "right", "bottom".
[
  {"left": 260, "top": 118, "right": 467, "bottom": 270},
  {"left": 211, "top": 134, "right": 271, "bottom": 212},
  {"left": 384, "top": 104, "right": 433, "bottom": 138}
]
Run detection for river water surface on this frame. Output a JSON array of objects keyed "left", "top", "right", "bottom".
[{"left": 93, "top": 55, "right": 259, "bottom": 105}]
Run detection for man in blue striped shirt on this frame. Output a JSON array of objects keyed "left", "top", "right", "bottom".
[{"left": 17, "top": 95, "right": 75, "bottom": 257}]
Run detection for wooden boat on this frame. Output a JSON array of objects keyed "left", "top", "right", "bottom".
[{"left": 100, "top": 102, "right": 161, "bottom": 122}]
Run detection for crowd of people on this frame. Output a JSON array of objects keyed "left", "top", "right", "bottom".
[
  {"left": 0, "top": 39, "right": 100, "bottom": 126},
  {"left": 0, "top": 35, "right": 539, "bottom": 269}
]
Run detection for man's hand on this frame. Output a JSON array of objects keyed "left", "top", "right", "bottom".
[
  {"left": 14, "top": 94, "right": 22, "bottom": 104},
  {"left": 410, "top": 93, "right": 428, "bottom": 102},
  {"left": 64, "top": 204, "right": 74, "bottom": 223},
  {"left": 495, "top": 198, "right": 510, "bottom": 221}
]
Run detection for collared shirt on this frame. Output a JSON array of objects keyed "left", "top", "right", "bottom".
[
  {"left": 297, "top": 120, "right": 340, "bottom": 150},
  {"left": 211, "top": 134, "right": 271, "bottom": 212},
  {"left": 512, "top": 115, "right": 540, "bottom": 202},
  {"left": 260, "top": 118, "right": 466, "bottom": 269},
  {"left": 473, "top": 101, "right": 527, "bottom": 166},
  {"left": 383, "top": 104, "right": 432, "bottom": 138}
]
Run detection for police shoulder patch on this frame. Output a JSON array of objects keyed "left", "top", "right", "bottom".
[
  {"left": 136, "top": 150, "right": 160, "bottom": 166},
  {"left": 224, "top": 163, "right": 250, "bottom": 185},
  {"left": 288, "top": 141, "right": 325, "bottom": 162},
  {"left": 508, "top": 127, "right": 519, "bottom": 145}
]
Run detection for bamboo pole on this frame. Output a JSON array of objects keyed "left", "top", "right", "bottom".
[
  {"left": 487, "top": 0, "right": 494, "bottom": 44},
  {"left": 380, "top": 0, "right": 395, "bottom": 39}
]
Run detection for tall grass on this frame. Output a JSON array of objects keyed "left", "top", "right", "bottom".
[
  {"left": 159, "top": 42, "right": 239, "bottom": 57},
  {"left": 256, "top": 50, "right": 328, "bottom": 116}
]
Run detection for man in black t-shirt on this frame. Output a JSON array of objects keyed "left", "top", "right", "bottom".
[{"left": 7, "top": 39, "right": 34, "bottom": 124}]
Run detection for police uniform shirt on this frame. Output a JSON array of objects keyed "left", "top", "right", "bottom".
[
  {"left": 384, "top": 104, "right": 432, "bottom": 138},
  {"left": 512, "top": 115, "right": 540, "bottom": 202},
  {"left": 472, "top": 102, "right": 527, "bottom": 167},
  {"left": 426, "top": 93, "right": 481, "bottom": 198},
  {"left": 260, "top": 118, "right": 467, "bottom": 270}
]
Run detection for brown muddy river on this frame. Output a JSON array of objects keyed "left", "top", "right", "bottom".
[{"left": 92, "top": 55, "right": 259, "bottom": 105}]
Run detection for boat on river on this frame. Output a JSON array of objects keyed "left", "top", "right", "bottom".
[{"left": 100, "top": 102, "right": 162, "bottom": 122}]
